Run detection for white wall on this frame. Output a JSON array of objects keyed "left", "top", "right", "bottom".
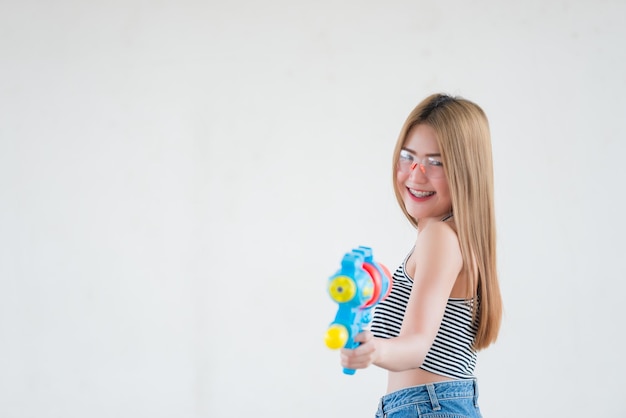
[{"left": 1, "top": 1, "right": 625, "bottom": 417}]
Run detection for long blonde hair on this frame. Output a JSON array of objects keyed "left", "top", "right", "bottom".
[{"left": 392, "top": 93, "right": 502, "bottom": 350}]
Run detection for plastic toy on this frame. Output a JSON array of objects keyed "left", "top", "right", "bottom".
[{"left": 324, "top": 246, "right": 392, "bottom": 375}]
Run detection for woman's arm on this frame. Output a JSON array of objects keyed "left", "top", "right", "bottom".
[{"left": 341, "top": 221, "right": 462, "bottom": 372}]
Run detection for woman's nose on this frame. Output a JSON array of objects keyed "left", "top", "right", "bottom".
[
  {"left": 410, "top": 162, "right": 427, "bottom": 175},
  {"left": 409, "top": 162, "right": 428, "bottom": 181}
]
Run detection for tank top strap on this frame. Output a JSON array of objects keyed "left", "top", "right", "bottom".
[
  {"left": 402, "top": 247, "right": 414, "bottom": 267},
  {"left": 441, "top": 212, "right": 454, "bottom": 222}
]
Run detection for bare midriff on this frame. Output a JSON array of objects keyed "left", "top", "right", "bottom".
[{"left": 386, "top": 368, "right": 457, "bottom": 394}]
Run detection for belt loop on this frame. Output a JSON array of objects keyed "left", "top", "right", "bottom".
[
  {"left": 472, "top": 379, "right": 479, "bottom": 407},
  {"left": 426, "top": 384, "right": 441, "bottom": 411}
]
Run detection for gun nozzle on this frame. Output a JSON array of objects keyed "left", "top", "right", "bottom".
[{"left": 328, "top": 276, "right": 357, "bottom": 303}]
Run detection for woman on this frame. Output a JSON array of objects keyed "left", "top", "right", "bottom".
[{"left": 341, "top": 93, "right": 503, "bottom": 418}]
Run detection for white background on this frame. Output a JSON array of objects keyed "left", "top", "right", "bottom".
[{"left": 1, "top": 1, "right": 625, "bottom": 417}]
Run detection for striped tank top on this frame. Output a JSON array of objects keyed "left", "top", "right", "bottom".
[{"left": 370, "top": 249, "right": 479, "bottom": 380}]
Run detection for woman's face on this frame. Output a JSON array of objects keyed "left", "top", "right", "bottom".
[{"left": 396, "top": 124, "right": 452, "bottom": 224}]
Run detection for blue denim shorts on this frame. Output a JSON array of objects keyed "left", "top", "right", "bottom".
[{"left": 375, "top": 379, "right": 482, "bottom": 418}]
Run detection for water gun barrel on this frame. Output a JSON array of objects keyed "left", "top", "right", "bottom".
[{"left": 325, "top": 246, "right": 392, "bottom": 375}]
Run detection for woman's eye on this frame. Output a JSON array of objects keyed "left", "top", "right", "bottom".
[
  {"left": 399, "top": 151, "right": 414, "bottom": 162},
  {"left": 428, "top": 158, "right": 443, "bottom": 167}
]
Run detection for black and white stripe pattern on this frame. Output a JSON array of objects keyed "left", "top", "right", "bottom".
[{"left": 371, "top": 253, "right": 478, "bottom": 380}]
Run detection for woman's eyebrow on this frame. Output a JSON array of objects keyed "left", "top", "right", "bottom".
[{"left": 402, "top": 147, "right": 441, "bottom": 157}]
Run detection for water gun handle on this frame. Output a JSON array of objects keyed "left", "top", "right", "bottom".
[{"left": 342, "top": 338, "right": 360, "bottom": 375}]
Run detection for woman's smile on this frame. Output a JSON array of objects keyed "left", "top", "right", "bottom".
[{"left": 407, "top": 188, "right": 435, "bottom": 199}]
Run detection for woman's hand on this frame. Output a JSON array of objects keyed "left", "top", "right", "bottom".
[{"left": 340, "top": 331, "right": 378, "bottom": 370}]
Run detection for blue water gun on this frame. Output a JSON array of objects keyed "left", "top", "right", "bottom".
[{"left": 324, "top": 246, "right": 392, "bottom": 375}]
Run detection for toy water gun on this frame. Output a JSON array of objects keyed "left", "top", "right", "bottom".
[{"left": 324, "top": 246, "right": 392, "bottom": 375}]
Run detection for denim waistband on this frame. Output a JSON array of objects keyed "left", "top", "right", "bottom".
[{"left": 377, "top": 379, "right": 479, "bottom": 413}]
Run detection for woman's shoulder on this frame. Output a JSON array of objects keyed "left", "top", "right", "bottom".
[
  {"left": 414, "top": 219, "right": 462, "bottom": 271},
  {"left": 417, "top": 218, "right": 459, "bottom": 245}
]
